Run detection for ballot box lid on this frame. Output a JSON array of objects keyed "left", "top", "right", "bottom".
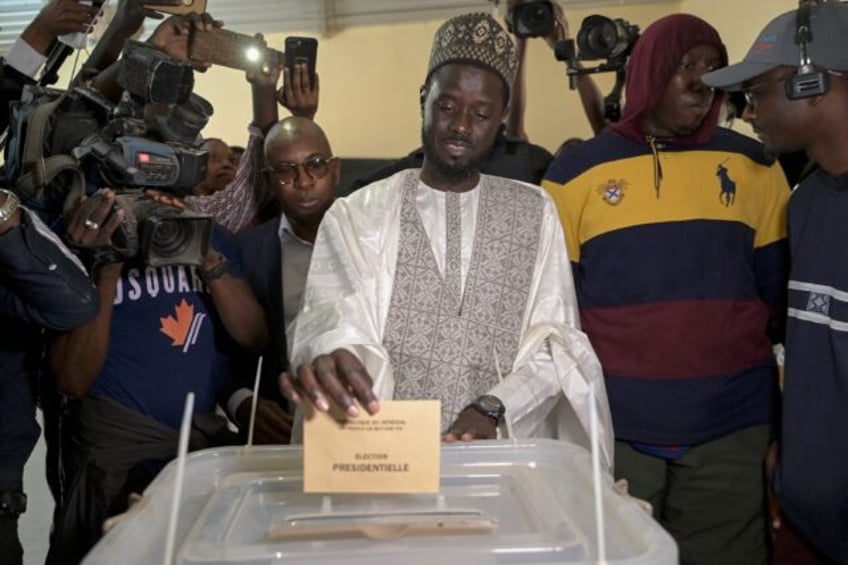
[{"left": 84, "top": 439, "right": 677, "bottom": 564}]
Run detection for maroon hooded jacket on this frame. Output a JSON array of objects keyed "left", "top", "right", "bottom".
[{"left": 609, "top": 13, "right": 729, "bottom": 146}]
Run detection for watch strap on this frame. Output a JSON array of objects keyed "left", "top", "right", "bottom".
[{"left": 0, "top": 189, "right": 21, "bottom": 225}]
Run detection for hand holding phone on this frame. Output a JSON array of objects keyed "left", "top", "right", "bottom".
[
  {"left": 57, "top": 0, "right": 108, "bottom": 49},
  {"left": 187, "top": 27, "right": 283, "bottom": 73},
  {"left": 279, "top": 37, "right": 319, "bottom": 119},
  {"left": 284, "top": 36, "right": 318, "bottom": 88}
]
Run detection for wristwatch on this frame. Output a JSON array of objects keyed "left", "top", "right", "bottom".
[
  {"left": 198, "top": 253, "right": 230, "bottom": 284},
  {"left": 0, "top": 189, "right": 20, "bottom": 226},
  {"left": 469, "top": 394, "right": 506, "bottom": 425}
]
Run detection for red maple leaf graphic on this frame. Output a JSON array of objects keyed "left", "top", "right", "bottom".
[{"left": 159, "top": 299, "right": 195, "bottom": 346}]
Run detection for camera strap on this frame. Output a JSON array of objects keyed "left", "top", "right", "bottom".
[{"left": 15, "top": 91, "right": 86, "bottom": 210}]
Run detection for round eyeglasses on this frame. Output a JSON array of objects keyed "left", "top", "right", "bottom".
[{"left": 264, "top": 156, "right": 335, "bottom": 185}]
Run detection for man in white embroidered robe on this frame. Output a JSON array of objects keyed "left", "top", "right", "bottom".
[{"left": 282, "top": 12, "right": 613, "bottom": 468}]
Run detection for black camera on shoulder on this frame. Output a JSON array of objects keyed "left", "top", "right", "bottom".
[
  {"left": 554, "top": 14, "right": 640, "bottom": 122},
  {"left": 505, "top": 0, "right": 556, "bottom": 38},
  {"left": 5, "top": 40, "right": 215, "bottom": 267}
]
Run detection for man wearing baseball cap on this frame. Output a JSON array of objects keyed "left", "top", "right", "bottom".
[{"left": 704, "top": 2, "right": 848, "bottom": 562}]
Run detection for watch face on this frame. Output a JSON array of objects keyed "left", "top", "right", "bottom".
[
  {"left": 473, "top": 395, "right": 505, "bottom": 422},
  {"left": 476, "top": 395, "right": 502, "bottom": 412}
]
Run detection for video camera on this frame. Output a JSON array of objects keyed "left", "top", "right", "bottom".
[
  {"left": 574, "top": 16, "right": 639, "bottom": 65},
  {"left": 554, "top": 15, "right": 640, "bottom": 122},
  {"left": 6, "top": 41, "right": 214, "bottom": 268},
  {"left": 505, "top": 0, "right": 556, "bottom": 38}
]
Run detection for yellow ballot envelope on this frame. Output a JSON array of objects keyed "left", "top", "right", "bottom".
[{"left": 303, "top": 399, "right": 441, "bottom": 493}]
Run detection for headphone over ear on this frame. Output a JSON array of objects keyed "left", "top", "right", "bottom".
[{"left": 785, "top": 1, "right": 830, "bottom": 99}]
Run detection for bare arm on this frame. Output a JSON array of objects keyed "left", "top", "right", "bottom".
[
  {"left": 574, "top": 71, "right": 606, "bottom": 135},
  {"left": 200, "top": 250, "right": 270, "bottom": 354},
  {"left": 505, "top": 37, "right": 528, "bottom": 141},
  {"left": 48, "top": 191, "right": 126, "bottom": 397},
  {"left": 78, "top": 0, "right": 161, "bottom": 83},
  {"left": 545, "top": 3, "right": 606, "bottom": 135},
  {"left": 182, "top": 60, "right": 283, "bottom": 230},
  {"left": 50, "top": 263, "right": 122, "bottom": 397},
  {"left": 21, "top": 0, "right": 99, "bottom": 56}
]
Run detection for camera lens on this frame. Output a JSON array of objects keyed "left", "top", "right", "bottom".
[
  {"left": 526, "top": 5, "right": 550, "bottom": 26},
  {"left": 511, "top": 1, "right": 555, "bottom": 38},
  {"left": 577, "top": 15, "right": 633, "bottom": 61},
  {"left": 587, "top": 20, "right": 618, "bottom": 58},
  {"left": 150, "top": 214, "right": 193, "bottom": 259}
]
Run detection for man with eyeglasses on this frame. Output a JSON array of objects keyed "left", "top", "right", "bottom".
[
  {"left": 230, "top": 116, "right": 339, "bottom": 444},
  {"left": 279, "top": 13, "right": 613, "bottom": 467},
  {"left": 542, "top": 13, "right": 791, "bottom": 565},
  {"left": 703, "top": 3, "right": 848, "bottom": 563}
]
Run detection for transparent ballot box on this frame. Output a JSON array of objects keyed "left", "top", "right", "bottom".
[{"left": 84, "top": 439, "right": 677, "bottom": 564}]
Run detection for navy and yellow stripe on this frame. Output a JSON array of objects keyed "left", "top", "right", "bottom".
[{"left": 543, "top": 128, "right": 789, "bottom": 445}]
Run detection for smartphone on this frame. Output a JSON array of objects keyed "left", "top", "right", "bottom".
[
  {"left": 284, "top": 36, "right": 318, "bottom": 88},
  {"left": 142, "top": 0, "right": 208, "bottom": 16},
  {"left": 187, "top": 27, "right": 283, "bottom": 73}
]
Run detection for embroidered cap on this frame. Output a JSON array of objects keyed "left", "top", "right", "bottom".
[
  {"left": 703, "top": 1, "right": 848, "bottom": 92},
  {"left": 426, "top": 12, "right": 518, "bottom": 100}
]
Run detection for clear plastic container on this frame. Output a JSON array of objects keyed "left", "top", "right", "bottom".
[{"left": 84, "top": 439, "right": 677, "bottom": 564}]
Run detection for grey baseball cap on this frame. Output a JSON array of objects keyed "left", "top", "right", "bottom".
[{"left": 703, "top": 1, "right": 848, "bottom": 92}]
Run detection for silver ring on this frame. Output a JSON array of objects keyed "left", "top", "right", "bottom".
[{"left": 83, "top": 219, "right": 99, "bottom": 230}]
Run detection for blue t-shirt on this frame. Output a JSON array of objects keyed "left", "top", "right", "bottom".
[{"left": 89, "top": 228, "right": 244, "bottom": 429}]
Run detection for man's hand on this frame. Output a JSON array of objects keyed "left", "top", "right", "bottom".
[
  {"left": 443, "top": 407, "right": 498, "bottom": 442},
  {"left": 235, "top": 397, "right": 293, "bottom": 444},
  {"left": 144, "top": 189, "right": 187, "bottom": 210},
  {"left": 22, "top": 0, "right": 101, "bottom": 54},
  {"left": 765, "top": 440, "right": 782, "bottom": 539},
  {"left": 278, "top": 64, "right": 319, "bottom": 120},
  {"left": 246, "top": 49, "right": 282, "bottom": 90},
  {"left": 65, "top": 189, "right": 125, "bottom": 250},
  {"left": 542, "top": 2, "right": 568, "bottom": 50},
  {"left": 280, "top": 349, "right": 379, "bottom": 418},
  {"left": 148, "top": 12, "right": 222, "bottom": 69}
]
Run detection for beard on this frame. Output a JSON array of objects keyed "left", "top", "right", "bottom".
[{"left": 421, "top": 126, "right": 488, "bottom": 185}]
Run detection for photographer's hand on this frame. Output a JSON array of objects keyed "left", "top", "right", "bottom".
[
  {"left": 22, "top": 0, "right": 101, "bottom": 55},
  {"left": 278, "top": 64, "right": 319, "bottom": 120},
  {"left": 66, "top": 189, "right": 125, "bottom": 250},
  {"left": 246, "top": 45, "right": 282, "bottom": 90},
  {"left": 144, "top": 189, "right": 187, "bottom": 210},
  {"left": 51, "top": 189, "right": 125, "bottom": 399},
  {"left": 246, "top": 50, "right": 282, "bottom": 132},
  {"left": 148, "top": 12, "right": 223, "bottom": 70},
  {"left": 540, "top": 2, "right": 606, "bottom": 135},
  {"left": 542, "top": 1, "right": 569, "bottom": 50}
]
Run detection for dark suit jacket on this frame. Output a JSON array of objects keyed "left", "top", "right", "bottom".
[
  {"left": 234, "top": 217, "right": 288, "bottom": 407},
  {"left": 0, "top": 61, "right": 33, "bottom": 133}
]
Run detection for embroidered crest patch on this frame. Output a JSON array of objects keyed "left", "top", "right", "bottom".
[{"left": 597, "top": 180, "right": 628, "bottom": 206}]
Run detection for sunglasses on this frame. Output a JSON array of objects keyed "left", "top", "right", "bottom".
[{"left": 264, "top": 156, "right": 336, "bottom": 185}]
